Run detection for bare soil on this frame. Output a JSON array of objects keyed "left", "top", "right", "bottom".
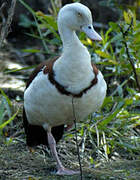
[{"left": 0, "top": 139, "right": 140, "bottom": 180}]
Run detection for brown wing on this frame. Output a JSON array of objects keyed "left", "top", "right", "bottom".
[
  {"left": 91, "top": 63, "right": 98, "bottom": 76},
  {"left": 23, "top": 57, "right": 64, "bottom": 147},
  {"left": 26, "top": 57, "right": 58, "bottom": 89}
]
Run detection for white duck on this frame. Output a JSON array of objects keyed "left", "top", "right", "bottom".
[{"left": 23, "top": 2, "right": 107, "bottom": 175}]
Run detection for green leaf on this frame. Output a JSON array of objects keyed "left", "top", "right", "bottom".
[
  {"left": 0, "top": 109, "right": 19, "bottom": 129},
  {"left": 0, "top": 99, "right": 5, "bottom": 124},
  {"left": 105, "top": 27, "right": 113, "bottom": 42},
  {"left": 124, "top": 11, "right": 131, "bottom": 24},
  {"left": 4, "top": 65, "right": 36, "bottom": 74},
  {"left": 44, "top": 15, "right": 58, "bottom": 31},
  {"left": 19, "top": 14, "right": 35, "bottom": 28},
  {"left": 95, "top": 50, "right": 111, "bottom": 59},
  {"left": 0, "top": 88, "right": 12, "bottom": 107},
  {"left": 102, "top": 96, "right": 113, "bottom": 108},
  {"left": 109, "top": 22, "right": 119, "bottom": 30},
  {"left": 110, "top": 33, "right": 123, "bottom": 43},
  {"left": 98, "top": 102, "right": 124, "bottom": 129},
  {"left": 22, "top": 49, "right": 41, "bottom": 53},
  {"left": 124, "top": 98, "right": 133, "bottom": 106}
]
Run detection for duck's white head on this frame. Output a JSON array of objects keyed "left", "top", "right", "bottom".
[{"left": 58, "top": 3, "right": 102, "bottom": 41}]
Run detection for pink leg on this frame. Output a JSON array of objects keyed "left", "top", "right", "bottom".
[{"left": 47, "top": 131, "right": 79, "bottom": 175}]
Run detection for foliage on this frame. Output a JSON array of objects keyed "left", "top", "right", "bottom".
[
  {"left": 9, "top": 0, "right": 140, "bottom": 163},
  {"left": 78, "top": 9, "right": 140, "bottom": 162},
  {"left": 0, "top": 88, "right": 19, "bottom": 139},
  {"left": 18, "top": 0, "right": 61, "bottom": 56}
]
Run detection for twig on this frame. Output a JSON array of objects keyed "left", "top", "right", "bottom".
[
  {"left": 0, "top": 0, "right": 17, "bottom": 48},
  {"left": 33, "top": 14, "right": 49, "bottom": 53},
  {"left": 0, "top": 2, "right": 7, "bottom": 25},
  {"left": 72, "top": 97, "right": 83, "bottom": 180},
  {"left": 81, "top": 127, "right": 87, "bottom": 155},
  {"left": 119, "top": 19, "right": 140, "bottom": 91}
]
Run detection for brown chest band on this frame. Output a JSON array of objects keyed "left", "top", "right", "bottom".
[{"left": 43, "top": 59, "right": 98, "bottom": 98}]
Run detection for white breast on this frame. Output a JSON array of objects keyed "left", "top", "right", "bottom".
[{"left": 24, "top": 70, "right": 106, "bottom": 128}]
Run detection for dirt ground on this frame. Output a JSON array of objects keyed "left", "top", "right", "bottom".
[{"left": 0, "top": 138, "right": 140, "bottom": 180}]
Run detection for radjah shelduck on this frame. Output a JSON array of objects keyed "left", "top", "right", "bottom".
[{"left": 23, "top": 2, "right": 107, "bottom": 175}]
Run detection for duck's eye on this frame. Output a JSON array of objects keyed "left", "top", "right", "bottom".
[
  {"left": 88, "top": 25, "right": 92, "bottom": 29},
  {"left": 77, "top": 12, "right": 82, "bottom": 17}
]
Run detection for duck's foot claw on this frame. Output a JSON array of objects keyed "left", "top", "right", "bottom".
[{"left": 56, "top": 167, "right": 80, "bottom": 175}]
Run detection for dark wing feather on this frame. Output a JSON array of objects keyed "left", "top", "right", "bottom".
[{"left": 23, "top": 57, "right": 64, "bottom": 147}]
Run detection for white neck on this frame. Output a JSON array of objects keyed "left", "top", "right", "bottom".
[
  {"left": 59, "top": 25, "right": 81, "bottom": 49},
  {"left": 53, "top": 24, "right": 95, "bottom": 93}
]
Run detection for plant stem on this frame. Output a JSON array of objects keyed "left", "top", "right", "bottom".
[
  {"left": 0, "top": 0, "right": 17, "bottom": 48},
  {"left": 119, "top": 20, "right": 140, "bottom": 91},
  {"left": 72, "top": 97, "right": 83, "bottom": 180}
]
